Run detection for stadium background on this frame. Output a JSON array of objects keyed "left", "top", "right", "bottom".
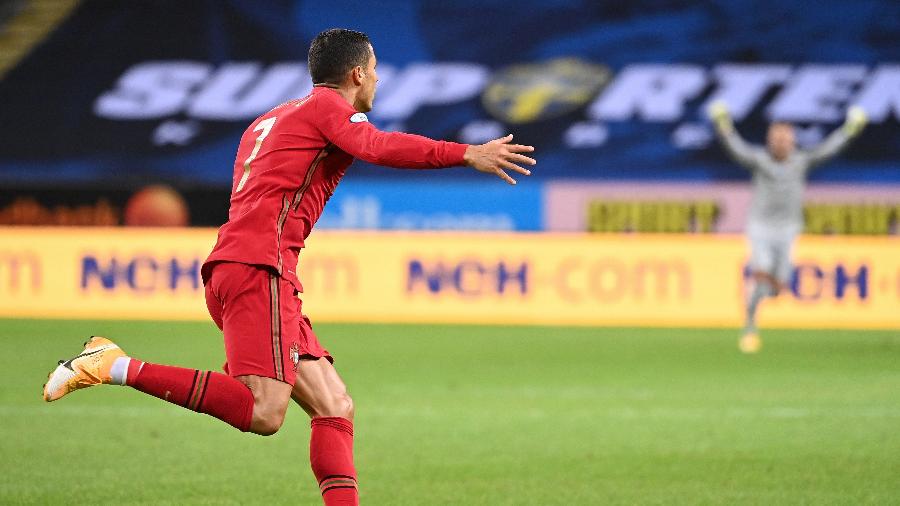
[{"left": 1, "top": 0, "right": 898, "bottom": 504}]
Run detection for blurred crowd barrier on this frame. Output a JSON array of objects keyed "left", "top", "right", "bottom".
[
  {"left": 3, "top": 181, "right": 899, "bottom": 234},
  {"left": 1, "top": 228, "right": 897, "bottom": 329}
]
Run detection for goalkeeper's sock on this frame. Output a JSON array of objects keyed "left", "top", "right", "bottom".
[
  {"left": 744, "top": 280, "right": 771, "bottom": 333},
  {"left": 112, "top": 358, "right": 254, "bottom": 432},
  {"left": 310, "top": 417, "right": 358, "bottom": 505}
]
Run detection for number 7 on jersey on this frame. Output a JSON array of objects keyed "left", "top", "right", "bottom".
[{"left": 236, "top": 117, "right": 277, "bottom": 192}]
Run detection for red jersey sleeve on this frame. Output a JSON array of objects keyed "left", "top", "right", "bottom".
[{"left": 314, "top": 89, "right": 468, "bottom": 169}]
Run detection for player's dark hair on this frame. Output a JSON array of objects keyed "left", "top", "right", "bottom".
[{"left": 308, "top": 28, "right": 372, "bottom": 85}]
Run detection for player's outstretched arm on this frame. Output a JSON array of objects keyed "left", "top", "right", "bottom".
[
  {"left": 463, "top": 134, "right": 535, "bottom": 185},
  {"left": 708, "top": 100, "right": 758, "bottom": 168},
  {"left": 314, "top": 93, "right": 535, "bottom": 182},
  {"left": 804, "top": 105, "right": 868, "bottom": 169}
]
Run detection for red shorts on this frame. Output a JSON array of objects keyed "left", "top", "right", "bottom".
[{"left": 204, "top": 261, "right": 331, "bottom": 386}]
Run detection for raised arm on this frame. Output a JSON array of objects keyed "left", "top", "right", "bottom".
[
  {"left": 708, "top": 101, "right": 759, "bottom": 169},
  {"left": 315, "top": 95, "right": 534, "bottom": 184},
  {"left": 803, "top": 106, "right": 867, "bottom": 169}
]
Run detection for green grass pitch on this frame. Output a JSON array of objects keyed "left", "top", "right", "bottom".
[{"left": 2, "top": 319, "right": 898, "bottom": 505}]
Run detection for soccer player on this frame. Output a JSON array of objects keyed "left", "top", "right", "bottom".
[
  {"left": 708, "top": 100, "right": 867, "bottom": 353},
  {"left": 43, "top": 28, "right": 536, "bottom": 505}
]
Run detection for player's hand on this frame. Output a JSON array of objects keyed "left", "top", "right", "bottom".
[
  {"left": 463, "top": 134, "right": 535, "bottom": 185},
  {"left": 843, "top": 105, "right": 868, "bottom": 137},
  {"left": 707, "top": 100, "right": 733, "bottom": 133}
]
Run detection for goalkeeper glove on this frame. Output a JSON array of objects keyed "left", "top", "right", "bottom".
[
  {"left": 707, "top": 100, "right": 733, "bottom": 133},
  {"left": 843, "top": 105, "right": 868, "bottom": 137}
]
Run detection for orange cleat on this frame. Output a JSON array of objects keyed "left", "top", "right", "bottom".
[
  {"left": 739, "top": 332, "right": 762, "bottom": 354},
  {"left": 43, "top": 337, "right": 125, "bottom": 402}
]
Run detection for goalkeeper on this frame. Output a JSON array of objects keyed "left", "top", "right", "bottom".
[{"left": 708, "top": 101, "right": 867, "bottom": 353}]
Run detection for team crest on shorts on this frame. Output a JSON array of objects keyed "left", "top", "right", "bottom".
[{"left": 290, "top": 343, "right": 301, "bottom": 369}]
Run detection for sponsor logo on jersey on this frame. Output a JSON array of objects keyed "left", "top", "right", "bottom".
[{"left": 349, "top": 112, "right": 368, "bottom": 123}]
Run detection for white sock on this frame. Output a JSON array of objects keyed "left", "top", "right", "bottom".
[{"left": 109, "top": 357, "right": 131, "bottom": 386}]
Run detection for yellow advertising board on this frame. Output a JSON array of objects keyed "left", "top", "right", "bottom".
[{"left": 0, "top": 227, "right": 897, "bottom": 329}]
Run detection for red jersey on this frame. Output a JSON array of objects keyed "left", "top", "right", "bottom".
[{"left": 202, "top": 86, "right": 468, "bottom": 291}]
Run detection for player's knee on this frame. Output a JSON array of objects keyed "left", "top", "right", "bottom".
[
  {"left": 250, "top": 393, "right": 289, "bottom": 436},
  {"left": 320, "top": 391, "right": 354, "bottom": 420},
  {"left": 339, "top": 392, "right": 354, "bottom": 421},
  {"left": 253, "top": 419, "right": 282, "bottom": 436},
  {"left": 252, "top": 404, "right": 287, "bottom": 436}
]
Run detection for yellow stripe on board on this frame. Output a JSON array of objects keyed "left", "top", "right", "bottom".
[{"left": 0, "top": 228, "right": 897, "bottom": 329}]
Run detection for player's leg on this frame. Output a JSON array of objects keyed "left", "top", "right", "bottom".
[
  {"left": 234, "top": 374, "right": 292, "bottom": 435},
  {"left": 43, "top": 262, "right": 295, "bottom": 435},
  {"left": 742, "top": 235, "right": 776, "bottom": 352},
  {"left": 745, "top": 233, "right": 795, "bottom": 327},
  {"left": 771, "top": 235, "right": 795, "bottom": 298},
  {"left": 117, "top": 261, "right": 295, "bottom": 434},
  {"left": 744, "top": 240, "right": 771, "bottom": 331},
  {"left": 287, "top": 311, "right": 357, "bottom": 506},
  {"left": 122, "top": 361, "right": 289, "bottom": 435},
  {"left": 292, "top": 358, "right": 354, "bottom": 420},
  {"left": 292, "top": 357, "right": 358, "bottom": 506},
  {"left": 42, "top": 337, "right": 280, "bottom": 433}
]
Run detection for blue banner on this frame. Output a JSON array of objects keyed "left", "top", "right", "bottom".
[
  {"left": 1, "top": 0, "right": 899, "bottom": 186},
  {"left": 316, "top": 179, "right": 542, "bottom": 231}
]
